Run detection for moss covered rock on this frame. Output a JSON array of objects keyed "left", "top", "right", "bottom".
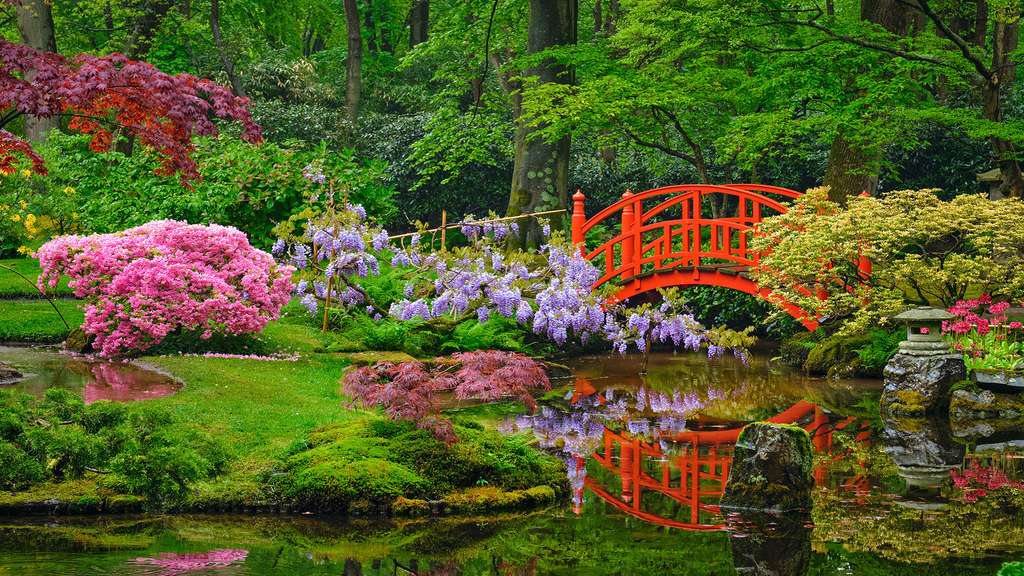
[
  {"left": 802, "top": 332, "right": 871, "bottom": 376},
  {"left": 720, "top": 422, "right": 814, "bottom": 512},
  {"left": 881, "top": 353, "right": 964, "bottom": 416}
]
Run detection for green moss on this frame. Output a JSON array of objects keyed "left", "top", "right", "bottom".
[
  {"left": 392, "top": 496, "right": 430, "bottom": 516},
  {"left": 441, "top": 485, "right": 556, "bottom": 514},
  {"left": 803, "top": 332, "right": 871, "bottom": 376},
  {"left": 272, "top": 416, "right": 565, "bottom": 513},
  {"left": 887, "top": 389, "right": 928, "bottom": 416}
]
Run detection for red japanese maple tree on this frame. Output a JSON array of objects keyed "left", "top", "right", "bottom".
[{"left": 0, "top": 6, "right": 260, "bottom": 181}]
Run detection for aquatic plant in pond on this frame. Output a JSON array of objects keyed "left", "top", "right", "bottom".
[
  {"left": 36, "top": 220, "right": 294, "bottom": 357},
  {"left": 276, "top": 202, "right": 754, "bottom": 357},
  {"left": 343, "top": 350, "right": 550, "bottom": 442}
]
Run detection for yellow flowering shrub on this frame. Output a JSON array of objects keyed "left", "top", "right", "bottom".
[{"left": 751, "top": 188, "right": 1024, "bottom": 335}]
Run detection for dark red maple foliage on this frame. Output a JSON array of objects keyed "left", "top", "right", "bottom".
[
  {"left": 0, "top": 14, "right": 260, "bottom": 182},
  {"left": 342, "top": 351, "right": 551, "bottom": 443}
]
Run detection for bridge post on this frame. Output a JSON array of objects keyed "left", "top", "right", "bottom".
[
  {"left": 571, "top": 189, "right": 586, "bottom": 255},
  {"left": 620, "top": 190, "right": 634, "bottom": 279},
  {"left": 857, "top": 191, "right": 872, "bottom": 282}
]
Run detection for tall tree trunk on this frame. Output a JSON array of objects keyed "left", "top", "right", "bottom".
[
  {"left": 987, "top": 19, "right": 1024, "bottom": 197},
  {"left": 507, "top": 0, "right": 576, "bottom": 246},
  {"left": 974, "top": 0, "right": 988, "bottom": 47},
  {"left": 824, "top": 0, "right": 917, "bottom": 203},
  {"left": 823, "top": 136, "right": 878, "bottom": 202},
  {"left": 344, "top": 0, "right": 363, "bottom": 126},
  {"left": 210, "top": 0, "right": 245, "bottom": 96},
  {"left": 408, "top": 0, "right": 428, "bottom": 47},
  {"left": 124, "top": 0, "right": 175, "bottom": 59},
  {"left": 16, "top": 0, "right": 59, "bottom": 143}
]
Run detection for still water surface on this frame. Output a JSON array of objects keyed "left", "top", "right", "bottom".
[
  {"left": 0, "top": 351, "right": 1021, "bottom": 575},
  {"left": 0, "top": 345, "right": 181, "bottom": 402}
]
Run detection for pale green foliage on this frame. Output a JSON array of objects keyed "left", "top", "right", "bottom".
[{"left": 752, "top": 188, "right": 1024, "bottom": 334}]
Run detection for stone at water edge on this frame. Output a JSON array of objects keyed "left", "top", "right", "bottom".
[
  {"left": 881, "top": 353, "right": 965, "bottom": 416},
  {"left": 0, "top": 361, "right": 21, "bottom": 384},
  {"left": 63, "top": 328, "right": 93, "bottom": 354},
  {"left": 720, "top": 422, "right": 815, "bottom": 512}
]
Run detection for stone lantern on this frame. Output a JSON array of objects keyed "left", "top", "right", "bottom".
[
  {"left": 893, "top": 306, "right": 955, "bottom": 357},
  {"left": 882, "top": 306, "right": 965, "bottom": 417}
]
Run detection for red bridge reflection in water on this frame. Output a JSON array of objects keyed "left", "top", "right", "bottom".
[{"left": 568, "top": 378, "right": 872, "bottom": 530}]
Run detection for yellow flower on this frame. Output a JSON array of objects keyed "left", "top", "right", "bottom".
[
  {"left": 71, "top": 212, "right": 79, "bottom": 220},
  {"left": 20, "top": 169, "right": 31, "bottom": 178},
  {"left": 10, "top": 214, "right": 21, "bottom": 222},
  {"left": 18, "top": 200, "right": 28, "bottom": 209},
  {"left": 63, "top": 186, "right": 76, "bottom": 195}
]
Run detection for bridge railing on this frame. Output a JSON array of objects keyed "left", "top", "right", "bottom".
[{"left": 571, "top": 185, "right": 799, "bottom": 286}]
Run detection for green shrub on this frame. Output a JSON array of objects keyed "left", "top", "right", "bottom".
[
  {"left": 0, "top": 441, "right": 45, "bottom": 490},
  {"left": 0, "top": 132, "right": 395, "bottom": 256},
  {"left": 0, "top": 390, "right": 228, "bottom": 506},
  {"left": 855, "top": 329, "right": 904, "bottom": 373}
]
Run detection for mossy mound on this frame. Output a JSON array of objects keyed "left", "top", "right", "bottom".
[
  {"left": 802, "top": 332, "right": 871, "bottom": 376},
  {"left": 270, "top": 417, "right": 566, "bottom": 515},
  {"left": 721, "top": 422, "right": 814, "bottom": 512}
]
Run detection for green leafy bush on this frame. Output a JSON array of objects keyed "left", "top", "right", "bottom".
[
  {"left": 855, "top": 329, "right": 904, "bottom": 373},
  {"left": 0, "top": 132, "right": 395, "bottom": 256},
  {"left": 0, "top": 389, "right": 229, "bottom": 506}
]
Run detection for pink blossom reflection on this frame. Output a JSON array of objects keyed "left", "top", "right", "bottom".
[
  {"left": 130, "top": 549, "right": 248, "bottom": 574},
  {"left": 82, "top": 362, "right": 181, "bottom": 403}
]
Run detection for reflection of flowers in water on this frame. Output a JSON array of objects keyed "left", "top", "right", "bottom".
[
  {"left": 84, "top": 362, "right": 180, "bottom": 404},
  {"left": 130, "top": 549, "right": 248, "bottom": 575},
  {"left": 951, "top": 461, "right": 1024, "bottom": 503},
  {"left": 505, "top": 383, "right": 734, "bottom": 506}
]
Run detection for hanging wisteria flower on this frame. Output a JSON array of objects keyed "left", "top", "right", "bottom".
[{"left": 274, "top": 199, "right": 753, "bottom": 359}]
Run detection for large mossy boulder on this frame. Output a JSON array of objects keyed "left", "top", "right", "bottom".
[
  {"left": 720, "top": 422, "right": 814, "bottom": 512},
  {"left": 881, "top": 353, "right": 964, "bottom": 416}
]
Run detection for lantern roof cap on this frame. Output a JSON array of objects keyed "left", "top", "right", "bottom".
[{"left": 893, "top": 306, "right": 955, "bottom": 322}]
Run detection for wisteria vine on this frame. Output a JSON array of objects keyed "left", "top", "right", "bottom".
[{"left": 274, "top": 195, "right": 754, "bottom": 358}]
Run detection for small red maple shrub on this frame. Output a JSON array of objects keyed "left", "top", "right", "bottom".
[
  {"left": 0, "top": 25, "right": 260, "bottom": 182},
  {"left": 342, "top": 351, "right": 551, "bottom": 443}
]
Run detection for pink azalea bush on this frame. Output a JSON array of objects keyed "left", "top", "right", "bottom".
[{"left": 37, "top": 220, "right": 293, "bottom": 357}]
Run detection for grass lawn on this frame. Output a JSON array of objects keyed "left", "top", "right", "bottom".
[
  {"left": 0, "top": 257, "right": 72, "bottom": 298},
  {"left": 0, "top": 299, "right": 83, "bottom": 342}
]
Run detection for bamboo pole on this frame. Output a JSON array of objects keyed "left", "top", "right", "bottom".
[
  {"left": 440, "top": 210, "right": 447, "bottom": 252},
  {"left": 386, "top": 208, "right": 567, "bottom": 240}
]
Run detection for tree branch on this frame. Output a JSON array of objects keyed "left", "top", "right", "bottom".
[
  {"left": 915, "top": 0, "right": 994, "bottom": 84},
  {"left": 770, "top": 18, "right": 953, "bottom": 68},
  {"left": 619, "top": 123, "right": 697, "bottom": 165}
]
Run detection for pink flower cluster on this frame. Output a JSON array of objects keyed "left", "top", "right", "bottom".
[
  {"left": 951, "top": 461, "right": 1024, "bottom": 502},
  {"left": 944, "top": 295, "right": 1017, "bottom": 336},
  {"left": 37, "top": 220, "right": 293, "bottom": 357}
]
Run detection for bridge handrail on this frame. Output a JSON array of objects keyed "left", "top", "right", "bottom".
[{"left": 578, "top": 184, "right": 796, "bottom": 235}]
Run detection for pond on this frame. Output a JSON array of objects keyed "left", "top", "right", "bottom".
[
  {"left": 0, "top": 352, "right": 1022, "bottom": 575},
  {"left": 0, "top": 345, "right": 181, "bottom": 403}
]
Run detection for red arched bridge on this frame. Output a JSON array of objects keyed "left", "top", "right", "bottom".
[{"left": 569, "top": 184, "right": 822, "bottom": 329}]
